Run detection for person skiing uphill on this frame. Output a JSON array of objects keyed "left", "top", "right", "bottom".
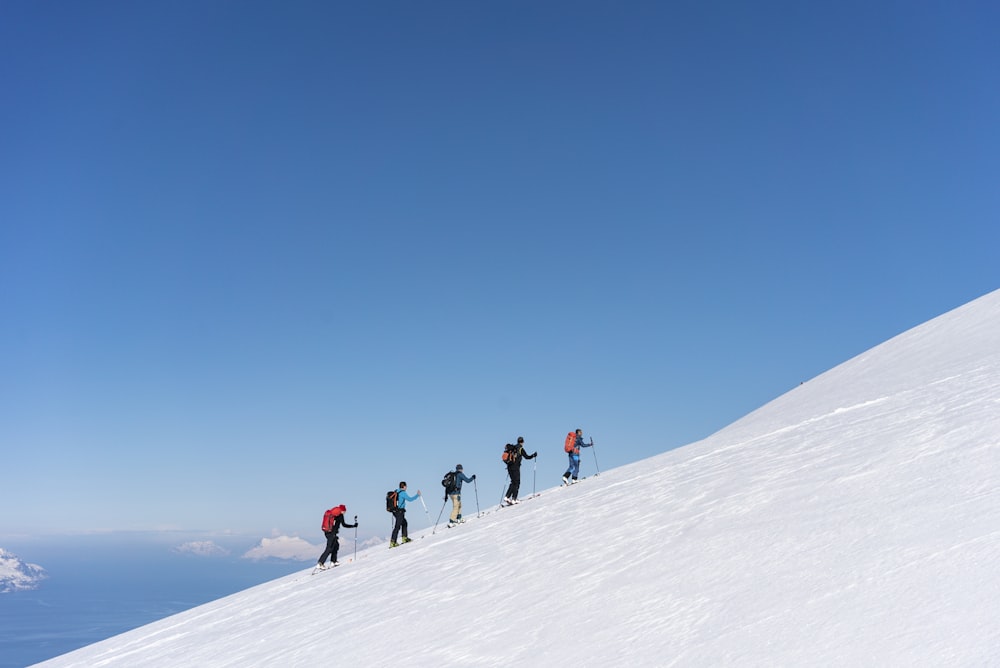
[
  {"left": 317, "top": 505, "right": 358, "bottom": 569},
  {"left": 390, "top": 482, "right": 421, "bottom": 548},
  {"left": 504, "top": 437, "right": 537, "bottom": 504},
  {"left": 562, "top": 428, "right": 592, "bottom": 485},
  {"left": 446, "top": 464, "right": 476, "bottom": 527}
]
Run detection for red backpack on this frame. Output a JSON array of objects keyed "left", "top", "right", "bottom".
[
  {"left": 321, "top": 506, "right": 343, "bottom": 532},
  {"left": 564, "top": 431, "right": 577, "bottom": 453}
]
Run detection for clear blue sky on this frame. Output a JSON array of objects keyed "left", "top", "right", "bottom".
[{"left": 2, "top": 1, "right": 997, "bottom": 542}]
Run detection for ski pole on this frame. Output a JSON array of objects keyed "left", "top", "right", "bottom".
[
  {"left": 532, "top": 455, "right": 537, "bottom": 498},
  {"left": 353, "top": 515, "right": 358, "bottom": 562},
  {"left": 590, "top": 438, "right": 600, "bottom": 476},
  {"left": 433, "top": 498, "right": 447, "bottom": 534},
  {"left": 499, "top": 473, "right": 509, "bottom": 507},
  {"left": 419, "top": 494, "right": 431, "bottom": 527},
  {"left": 473, "top": 478, "right": 481, "bottom": 517}
]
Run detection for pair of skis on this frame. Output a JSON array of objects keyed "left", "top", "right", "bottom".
[{"left": 311, "top": 562, "right": 339, "bottom": 576}]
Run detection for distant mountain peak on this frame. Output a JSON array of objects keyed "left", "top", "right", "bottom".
[{"left": 0, "top": 547, "right": 48, "bottom": 593}]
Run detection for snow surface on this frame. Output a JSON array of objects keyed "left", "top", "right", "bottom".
[
  {"left": 0, "top": 548, "right": 46, "bottom": 593},
  {"left": 34, "top": 289, "right": 1000, "bottom": 666}
]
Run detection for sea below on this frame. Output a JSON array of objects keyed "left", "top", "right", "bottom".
[{"left": 0, "top": 534, "right": 304, "bottom": 668}]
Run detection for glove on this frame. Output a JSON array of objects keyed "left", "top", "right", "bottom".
[
  {"left": 471, "top": 474, "right": 476, "bottom": 481},
  {"left": 532, "top": 452, "right": 538, "bottom": 457}
]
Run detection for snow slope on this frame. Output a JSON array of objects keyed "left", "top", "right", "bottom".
[{"left": 35, "top": 289, "right": 1000, "bottom": 666}]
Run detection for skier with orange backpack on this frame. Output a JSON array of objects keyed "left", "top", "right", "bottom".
[
  {"left": 502, "top": 437, "right": 537, "bottom": 505},
  {"left": 316, "top": 504, "right": 358, "bottom": 570},
  {"left": 561, "top": 428, "right": 592, "bottom": 485}
]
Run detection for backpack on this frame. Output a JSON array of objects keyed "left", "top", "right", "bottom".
[
  {"left": 564, "top": 431, "right": 577, "bottom": 453},
  {"left": 321, "top": 506, "right": 343, "bottom": 532},
  {"left": 386, "top": 490, "right": 399, "bottom": 512},
  {"left": 442, "top": 471, "right": 457, "bottom": 494},
  {"left": 501, "top": 443, "right": 519, "bottom": 465}
]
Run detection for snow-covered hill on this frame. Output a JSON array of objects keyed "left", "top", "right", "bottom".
[
  {"left": 0, "top": 548, "right": 46, "bottom": 593},
  {"left": 35, "top": 290, "right": 1000, "bottom": 666}
]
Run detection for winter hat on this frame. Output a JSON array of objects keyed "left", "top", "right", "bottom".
[
  {"left": 517, "top": 436, "right": 524, "bottom": 443},
  {"left": 456, "top": 464, "right": 463, "bottom": 470}
]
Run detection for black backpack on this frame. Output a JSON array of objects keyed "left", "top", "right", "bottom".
[
  {"left": 441, "top": 471, "right": 457, "bottom": 498},
  {"left": 385, "top": 490, "right": 398, "bottom": 512}
]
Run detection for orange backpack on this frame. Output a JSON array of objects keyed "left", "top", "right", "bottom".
[{"left": 564, "top": 432, "right": 577, "bottom": 453}]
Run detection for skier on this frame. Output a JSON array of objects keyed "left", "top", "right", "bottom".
[
  {"left": 446, "top": 464, "right": 476, "bottom": 527},
  {"left": 317, "top": 505, "right": 358, "bottom": 569},
  {"left": 390, "top": 482, "right": 421, "bottom": 548},
  {"left": 562, "top": 428, "right": 592, "bottom": 485},
  {"left": 504, "top": 437, "right": 537, "bottom": 505}
]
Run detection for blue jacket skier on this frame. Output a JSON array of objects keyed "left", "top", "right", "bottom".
[
  {"left": 390, "top": 482, "right": 421, "bottom": 548},
  {"left": 562, "top": 429, "right": 592, "bottom": 484}
]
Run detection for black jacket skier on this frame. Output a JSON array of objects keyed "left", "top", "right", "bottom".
[
  {"left": 504, "top": 437, "right": 537, "bottom": 504},
  {"left": 317, "top": 505, "right": 358, "bottom": 569}
]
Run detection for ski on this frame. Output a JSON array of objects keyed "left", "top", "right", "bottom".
[{"left": 311, "top": 563, "right": 339, "bottom": 576}]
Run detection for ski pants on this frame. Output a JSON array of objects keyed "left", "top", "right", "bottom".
[
  {"left": 564, "top": 454, "right": 581, "bottom": 479},
  {"left": 505, "top": 465, "right": 522, "bottom": 500},
  {"left": 391, "top": 508, "right": 408, "bottom": 542},
  {"left": 449, "top": 493, "right": 462, "bottom": 521},
  {"left": 318, "top": 531, "right": 340, "bottom": 565}
]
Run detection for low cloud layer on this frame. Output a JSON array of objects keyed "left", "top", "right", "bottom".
[
  {"left": 243, "top": 536, "right": 321, "bottom": 562},
  {"left": 173, "top": 541, "right": 231, "bottom": 557}
]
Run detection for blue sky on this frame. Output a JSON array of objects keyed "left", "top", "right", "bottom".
[{"left": 1, "top": 1, "right": 997, "bottom": 543}]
